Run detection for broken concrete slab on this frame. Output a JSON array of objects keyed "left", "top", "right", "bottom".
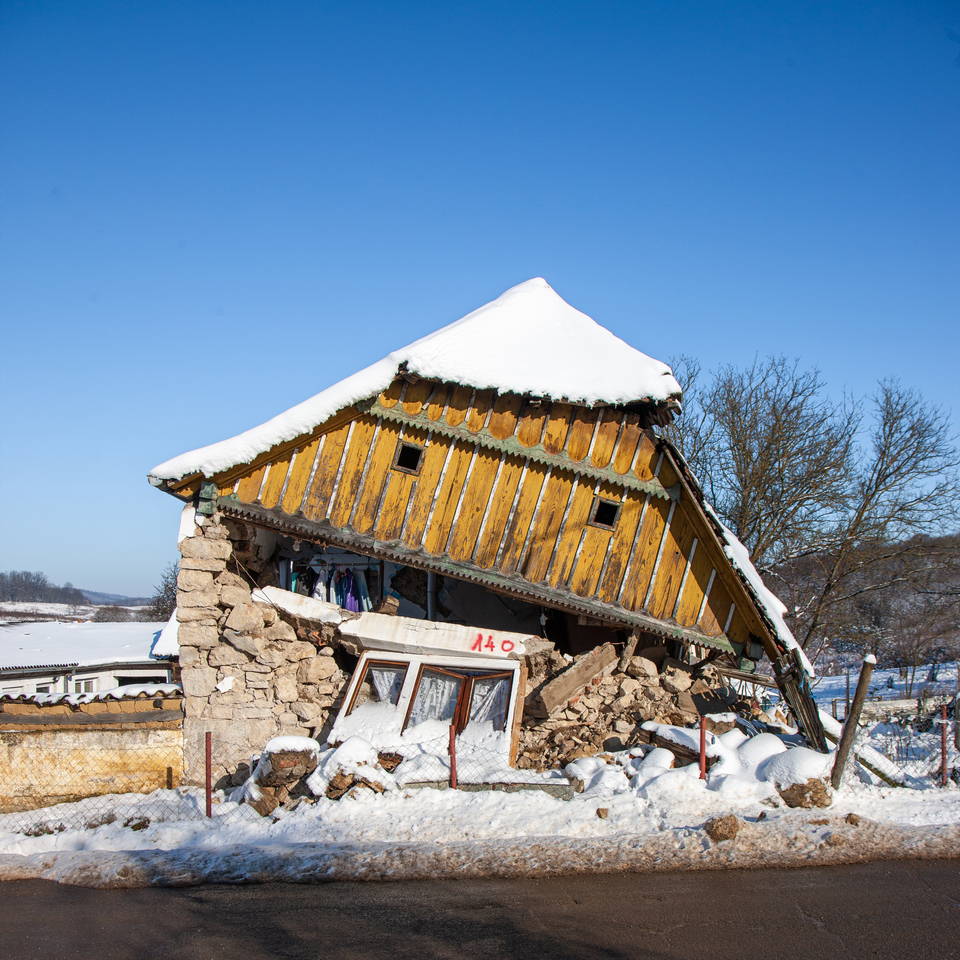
[{"left": 338, "top": 612, "right": 534, "bottom": 660}]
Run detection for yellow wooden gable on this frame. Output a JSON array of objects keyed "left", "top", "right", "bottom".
[{"left": 161, "top": 375, "right": 779, "bottom": 664}]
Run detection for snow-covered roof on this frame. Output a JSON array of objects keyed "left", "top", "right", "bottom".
[
  {"left": 150, "top": 278, "right": 682, "bottom": 481},
  {"left": 703, "top": 504, "right": 814, "bottom": 678},
  {"left": 0, "top": 621, "right": 172, "bottom": 672}
]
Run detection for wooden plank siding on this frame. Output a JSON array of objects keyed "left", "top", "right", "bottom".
[
  {"left": 472, "top": 458, "right": 525, "bottom": 568},
  {"left": 208, "top": 381, "right": 772, "bottom": 654}
]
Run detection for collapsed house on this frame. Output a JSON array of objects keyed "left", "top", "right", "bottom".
[{"left": 148, "top": 277, "right": 824, "bottom": 787}]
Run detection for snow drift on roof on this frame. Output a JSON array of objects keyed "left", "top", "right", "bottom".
[
  {"left": 0, "top": 621, "right": 170, "bottom": 671},
  {"left": 149, "top": 278, "right": 681, "bottom": 481},
  {"left": 152, "top": 609, "right": 180, "bottom": 658}
]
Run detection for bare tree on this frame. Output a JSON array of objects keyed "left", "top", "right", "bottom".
[
  {"left": 142, "top": 563, "right": 178, "bottom": 622},
  {"left": 792, "top": 381, "right": 960, "bottom": 651},
  {"left": 93, "top": 604, "right": 132, "bottom": 622},
  {"left": 665, "top": 361, "right": 960, "bottom": 654},
  {"left": 668, "top": 356, "right": 856, "bottom": 566},
  {"left": 662, "top": 354, "right": 715, "bottom": 478},
  {"left": 881, "top": 587, "right": 959, "bottom": 698}
]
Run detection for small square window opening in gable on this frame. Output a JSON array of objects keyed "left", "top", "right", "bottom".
[
  {"left": 392, "top": 440, "right": 425, "bottom": 475},
  {"left": 589, "top": 496, "right": 621, "bottom": 530}
]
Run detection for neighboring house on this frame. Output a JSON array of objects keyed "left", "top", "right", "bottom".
[
  {"left": 148, "top": 278, "right": 823, "bottom": 784},
  {"left": 0, "top": 619, "right": 177, "bottom": 697}
]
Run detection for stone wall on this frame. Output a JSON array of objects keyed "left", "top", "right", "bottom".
[{"left": 176, "top": 512, "right": 350, "bottom": 785}]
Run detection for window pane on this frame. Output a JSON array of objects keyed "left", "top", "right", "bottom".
[
  {"left": 354, "top": 663, "right": 406, "bottom": 709},
  {"left": 368, "top": 665, "right": 405, "bottom": 705},
  {"left": 408, "top": 669, "right": 462, "bottom": 727},
  {"left": 469, "top": 676, "right": 511, "bottom": 730}
]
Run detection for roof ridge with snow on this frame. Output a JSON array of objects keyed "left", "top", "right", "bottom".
[{"left": 150, "top": 278, "right": 681, "bottom": 482}]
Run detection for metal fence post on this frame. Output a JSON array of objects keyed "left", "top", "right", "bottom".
[
  {"left": 448, "top": 725, "right": 458, "bottom": 790},
  {"left": 955, "top": 662, "right": 959, "bottom": 752},
  {"left": 941, "top": 703, "right": 949, "bottom": 788},
  {"left": 699, "top": 716, "right": 707, "bottom": 781},
  {"left": 205, "top": 731, "right": 212, "bottom": 817}
]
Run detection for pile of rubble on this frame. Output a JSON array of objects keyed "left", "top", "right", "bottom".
[
  {"left": 238, "top": 737, "right": 405, "bottom": 815},
  {"left": 516, "top": 641, "right": 755, "bottom": 771}
]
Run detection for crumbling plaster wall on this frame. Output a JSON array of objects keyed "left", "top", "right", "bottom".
[
  {"left": 0, "top": 726, "right": 183, "bottom": 813},
  {"left": 176, "top": 512, "right": 349, "bottom": 785}
]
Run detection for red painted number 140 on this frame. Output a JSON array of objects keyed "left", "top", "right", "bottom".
[{"left": 471, "top": 633, "right": 515, "bottom": 654}]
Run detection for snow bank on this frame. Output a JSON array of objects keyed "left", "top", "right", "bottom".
[
  {"left": 3, "top": 819, "right": 959, "bottom": 889},
  {"left": 261, "top": 736, "right": 322, "bottom": 755},
  {"left": 0, "top": 725, "right": 957, "bottom": 888},
  {"left": 151, "top": 609, "right": 179, "bottom": 658},
  {"left": 149, "top": 279, "right": 681, "bottom": 481},
  {"left": 763, "top": 748, "right": 832, "bottom": 788}
]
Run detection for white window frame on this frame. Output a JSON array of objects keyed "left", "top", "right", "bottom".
[{"left": 334, "top": 650, "right": 521, "bottom": 740}]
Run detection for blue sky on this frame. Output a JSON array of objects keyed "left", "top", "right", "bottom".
[{"left": 1, "top": 1, "right": 958, "bottom": 597}]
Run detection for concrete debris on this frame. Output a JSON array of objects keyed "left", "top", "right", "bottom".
[{"left": 516, "top": 644, "right": 754, "bottom": 771}]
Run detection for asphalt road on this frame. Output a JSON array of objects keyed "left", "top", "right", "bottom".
[{"left": 1, "top": 859, "right": 958, "bottom": 960}]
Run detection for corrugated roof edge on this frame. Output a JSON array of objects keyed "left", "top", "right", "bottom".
[{"left": 0, "top": 683, "right": 182, "bottom": 707}]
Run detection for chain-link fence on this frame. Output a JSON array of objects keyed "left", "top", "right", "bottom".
[
  {"left": 832, "top": 696, "right": 959, "bottom": 791},
  {"left": 2, "top": 706, "right": 956, "bottom": 838},
  {"left": 0, "top": 735, "right": 257, "bottom": 836},
  {"left": 0, "top": 726, "right": 579, "bottom": 837},
  {"left": 305, "top": 727, "right": 576, "bottom": 802}
]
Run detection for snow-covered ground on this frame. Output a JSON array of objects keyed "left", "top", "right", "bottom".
[
  {"left": 0, "top": 601, "right": 99, "bottom": 622},
  {"left": 810, "top": 660, "right": 958, "bottom": 703},
  {"left": 1, "top": 720, "right": 956, "bottom": 889}
]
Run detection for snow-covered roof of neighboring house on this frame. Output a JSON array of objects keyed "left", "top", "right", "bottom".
[
  {"left": 0, "top": 621, "right": 173, "bottom": 672},
  {"left": 149, "top": 278, "right": 682, "bottom": 482}
]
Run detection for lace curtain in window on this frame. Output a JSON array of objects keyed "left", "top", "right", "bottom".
[
  {"left": 369, "top": 665, "right": 405, "bottom": 705},
  {"left": 407, "top": 669, "right": 462, "bottom": 727},
  {"left": 469, "top": 676, "right": 510, "bottom": 729}
]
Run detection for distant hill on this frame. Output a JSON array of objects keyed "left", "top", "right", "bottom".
[{"left": 80, "top": 590, "right": 152, "bottom": 606}]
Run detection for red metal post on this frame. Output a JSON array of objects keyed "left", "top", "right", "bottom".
[
  {"left": 699, "top": 715, "right": 707, "bottom": 781},
  {"left": 448, "top": 724, "right": 458, "bottom": 790},
  {"left": 205, "top": 731, "right": 212, "bottom": 817},
  {"left": 942, "top": 703, "right": 949, "bottom": 788}
]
